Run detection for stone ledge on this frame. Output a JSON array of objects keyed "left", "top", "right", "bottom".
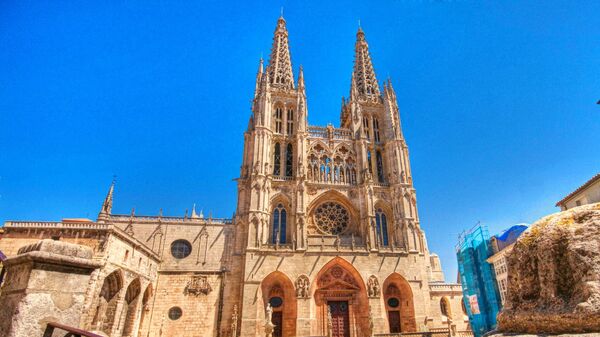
[
  {"left": 17, "top": 239, "right": 93, "bottom": 259},
  {"left": 4, "top": 250, "right": 103, "bottom": 270}
]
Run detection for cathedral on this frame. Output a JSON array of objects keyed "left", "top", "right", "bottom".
[{"left": 0, "top": 16, "right": 470, "bottom": 337}]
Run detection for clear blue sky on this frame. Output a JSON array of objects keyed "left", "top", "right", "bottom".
[{"left": 1, "top": 1, "right": 599, "bottom": 280}]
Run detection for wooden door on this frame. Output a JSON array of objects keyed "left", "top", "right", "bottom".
[
  {"left": 388, "top": 310, "right": 401, "bottom": 333},
  {"left": 272, "top": 311, "right": 283, "bottom": 337},
  {"left": 328, "top": 301, "right": 350, "bottom": 337}
]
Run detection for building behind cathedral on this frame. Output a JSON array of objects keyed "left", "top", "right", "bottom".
[{"left": 0, "top": 17, "right": 470, "bottom": 337}]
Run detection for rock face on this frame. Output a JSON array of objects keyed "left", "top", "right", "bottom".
[
  {"left": 497, "top": 203, "right": 600, "bottom": 333},
  {"left": 0, "top": 239, "right": 102, "bottom": 337}
]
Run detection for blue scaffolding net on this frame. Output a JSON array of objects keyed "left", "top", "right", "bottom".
[{"left": 456, "top": 224, "right": 501, "bottom": 337}]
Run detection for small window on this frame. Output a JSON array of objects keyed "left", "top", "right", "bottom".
[
  {"left": 124, "top": 250, "right": 129, "bottom": 262},
  {"left": 269, "top": 297, "right": 283, "bottom": 308},
  {"left": 575, "top": 200, "right": 582, "bottom": 206},
  {"left": 171, "top": 240, "right": 192, "bottom": 259},
  {"left": 387, "top": 298, "right": 399, "bottom": 308},
  {"left": 168, "top": 306, "right": 182, "bottom": 320}
]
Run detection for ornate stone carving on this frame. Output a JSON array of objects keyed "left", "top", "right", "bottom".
[
  {"left": 295, "top": 275, "right": 310, "bottom": 298},
  {"left": 230, "top": 305, "right": 238, "bottom": 337},
  {"left": 367, "top": 275, "right": 380, "bottom": 297},
  {"left": 184, "top": 276, "right": 212, "bottom": 296}
]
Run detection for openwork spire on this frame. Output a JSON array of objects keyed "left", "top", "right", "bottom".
[
  {"left": 352, "top": 27, "right": 380, "bottom": 99},
  {"left": 267, "top": 16, "right": 294, "bottom": 90}
]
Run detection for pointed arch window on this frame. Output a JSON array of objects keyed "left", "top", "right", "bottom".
[
  {"left": 373, "top": 118, "right": 381, "bottom": 142},
  {"left": 375, "top": 208, "right": 389, "bottom": 246},
  {"left": 367, "top": 150, "right": 373, "bottom": 175},
  {"left": 363, "top": 116, "right": 370, "bottom": 139},
  {"left": 285, "top": 143, "right": 293, "bottom": 177},
  {"left": 271, "top": 203, "right": 287, "bottom": 244},
  {"left": 286, "top": 109, "right": 294, "bottom": 135},
  {"left": 273, "top": 143, "right": 281, "bottom": 176},
  {"left": 376, "top": 151, "right": 385, "bottom": 183},
  {"left": 274, "top": 107, "right": 283, "bottom": 134}
]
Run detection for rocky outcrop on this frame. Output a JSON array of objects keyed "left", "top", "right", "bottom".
[{"left": 497, "top": 203, "right": 600, "bottom": 333}]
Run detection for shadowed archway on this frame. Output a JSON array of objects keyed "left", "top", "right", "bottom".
[
  {"left": 382, "top": 273, "right": 416, "bottom": 332},
  {"left": 260, "top": 271, "right": 297, "bottom": 337}
]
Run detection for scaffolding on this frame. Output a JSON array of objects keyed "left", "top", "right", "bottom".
[{"left": 456, "top": 223, "right": 501, "bottom": 337}]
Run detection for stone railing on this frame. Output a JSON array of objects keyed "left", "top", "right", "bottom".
[
  {"left": 109, "top": 214, "right": 233, "bottom": 225},
  {"left": 273, "top": 175, "right": 294, "bottom": 181},
  {"left": 306, "top": 234, "right": 366, "bottom": 252},
  {"left": 308, "top": 126, "right": 353, "bottom": 141},
  {"left": 428, "top": 283, "right": 463, "bottom": 293},
  {"left": 4, "top": 221, "right": 110, "bottom": 230},
  {"left": 308, "top": 126, "right": 328, "bottom": 138}
]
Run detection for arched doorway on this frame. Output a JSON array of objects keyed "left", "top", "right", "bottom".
[
  {"left": 260, "top": 271, "right": 297, "bottom": 337},
  {"left": 382, "top": 273, "right": 416, "bottom": 332},
  {"left": 121, "top": 278, "right": 141, "bottom": 336},
  {"left": 91, "top": 269, "right": 124, "bottom": 334},
  {"left": 312, "top": 257, "right": 369, "bottom": 337}
]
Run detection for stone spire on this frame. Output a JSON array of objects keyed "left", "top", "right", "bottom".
[
  {"left": 297, "top": 65, "right": 305, "bottom": 91},
  {"left": 254, "top": 58, "right": 264, "bottom": 99},
  {"left": 267, "top": 16, "right": 294, "bottom": 90},
  {"left": 191, "top": 203, "right": 199, "bottom": 219},
  {"left": 98, "top": 179, "right": 115, "bottom": 222},
  {"left": 352, "top": 27, "right": 380, "bottom": 100}
]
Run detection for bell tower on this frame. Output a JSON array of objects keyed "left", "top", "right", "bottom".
[{"left": 235, "top": 15, "right": 308, "bottom": 253}]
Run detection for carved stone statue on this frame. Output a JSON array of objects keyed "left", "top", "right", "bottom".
[
  {"left": 264, "top": 303, "right": 275, "bottom": 337},
  {"left": 265, "top": 303, "right": 273, "bottom": 324},
  {"left": 184, "top": 275, "right": 212, "bottom": 296},
  {"left": 295, "top": 275, "right": 310, "bottom": 298},
  {"left": 367, "top": 275, "right": 380, "bottom": 297}
]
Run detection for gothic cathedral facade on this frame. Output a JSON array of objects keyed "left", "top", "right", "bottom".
[
  {"left": 228, "top": 16, "right": 467, "bottom": 337},
  {"left": 0, "top": 16, "right": 469, "bottom": 337}
]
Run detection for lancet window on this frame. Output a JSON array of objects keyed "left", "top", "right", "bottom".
[
  {"left": 367, "top": 150, "right": 373, "bottom": 174},
  {"left": 274, "top": 107, "right": 283, "bottom": 134},
  {"left": 373, "top": 118, "right": 381, "bottom": 142},
  {"left": 375, "top": 208, "right": 389, "bottom": 246},
  {"left": 286, "top": 109, "right": 294, "bottom": 135},
  {"left": 273, "top": 143, "right": 281, "bottom": 176},
  {"left": 271, "top": 203, "right": 287, "bottom": 244},
  {"left": 363, "top": 116, "right": 370, "bottom": 139},
  {"left": 285, "top": 143, "right": 293, "bottom": 177},
  {"left": 376, "top": 150, "right": 385, "bottom": 183}
]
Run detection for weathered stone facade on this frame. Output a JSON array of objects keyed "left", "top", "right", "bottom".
[{"left": 0, "top": 17, "right": 470, "bottom": 337}]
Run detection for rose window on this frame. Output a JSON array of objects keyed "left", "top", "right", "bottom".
[{"left": 314, "top": 202, "right": 350, "bottom": 234}]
